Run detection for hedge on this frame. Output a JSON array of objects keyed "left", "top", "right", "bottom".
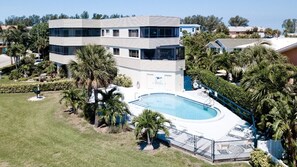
[
  {"left": 0, "top": 80, "right": 74, "bottom": 93},
  {"left": 188, "top": 68, "right": 252, "bottom": 112}
]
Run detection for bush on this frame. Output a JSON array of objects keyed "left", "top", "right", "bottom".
[
  {"left": 250, "top": 149, "right": 277, "bottom": 167},
  {"left": 0, "top": 80, "right": 74, "bottom": 93},
  {"left": 9, "top": 69, "right": 22, "bottom": 80},
  {"left": 113, "top": 74, "right": 133, "bottom": 87}
]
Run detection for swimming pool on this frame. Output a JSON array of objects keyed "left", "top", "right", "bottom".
[{"left": 130, "top": 93, "right": 218, "bottom": 120}]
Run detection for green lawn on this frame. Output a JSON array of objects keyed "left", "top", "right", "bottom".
[{"left": 0, "top": 92, "right": 250, "bottom": 167}]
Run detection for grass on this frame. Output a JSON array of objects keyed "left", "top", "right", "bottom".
[{"left": 0, "top": 92, "right": 251, "bottom": 167}]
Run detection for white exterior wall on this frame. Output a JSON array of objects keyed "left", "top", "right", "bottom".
[
  {"left": 49, "top": 16, "right": 185, "bottom": 91},
  {"left": 118, "top": 66, "right": 184, "bottom": 91}
]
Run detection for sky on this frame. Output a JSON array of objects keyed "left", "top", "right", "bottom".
[{"left": 1, "top": 0, "right": 296, "bottom": 30}]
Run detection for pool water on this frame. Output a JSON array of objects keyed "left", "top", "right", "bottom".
[{"left": 130, "top": 93, "right": 218, "bottom": 120}]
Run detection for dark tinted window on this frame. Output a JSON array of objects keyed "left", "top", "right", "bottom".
[
  {"left": 140, "top": 27, "right": 179, "bottom": 38},
  {"left": 49, "top": 28, "right": 101, "bottom": 37}
]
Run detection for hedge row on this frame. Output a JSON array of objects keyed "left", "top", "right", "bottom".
[
  {"left": 0, "top": 80, "right": 74, "bottom": 93},
  {"left": 189, "top": 69, "right": 252, "bottom": 111}
]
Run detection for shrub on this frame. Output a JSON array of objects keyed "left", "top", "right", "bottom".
[
  {"left": 9, "top": 69, "right": 22, "bottom": 80},
  {"left": 0, "top": 80, "right": 74, "bottom": 93},
  {"left": 113, "top": 74, "right": 132, "bottom": 87},
  {"left": 250, "top": 149, "right": 277, "bottom": 167}
]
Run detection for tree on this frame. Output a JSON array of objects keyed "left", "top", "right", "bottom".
[
  {"left": 239, "top": 45, "right": 287, "bottom": 71},
  {"left": 60, "top": 88, "right": 85, "bottom": 114},
  {"left": 97, "top": 87, "right": 130, "bottom": 127},
  {"left": 29, "top": 22, "right": 49, "bottom": 58},
  {"left": 241, "top": 61, "right": 297, "bottom": 166},
  {"left": 228, "top": 15, "right": 249, "bottom": 27},
  {"left": 80, "top": 11, "right": 89, "bottom": 19},
  {"left": 92, "top": 13, "right": 109, "bottom": 20},
  {"left": 181, "top": 15, "right": 223, "bottom": 32},
  {"left": 215, "top": 23, "right": 229, "bottom": 35},
  {"left": 266, "top": 95, "right": 297, "bottom": 166},
  {"left": 69, "top": 45, "right": 117, "bottom": 123},
  {"left": 282, "top": 19, "right": 296, "bottom": 34},
  {"left": 132, "top": 109, "right": 171, "bottom": 145},
  {"left": 182, "top": 32, "right": 215, "bottom": 71}
]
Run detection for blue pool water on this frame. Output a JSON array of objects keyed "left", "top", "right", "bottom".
[{"left": 130, "top": 93, "right": 218, "bottom": 120}]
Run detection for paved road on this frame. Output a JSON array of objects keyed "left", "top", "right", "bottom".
[{"left": 0, "top": 54, "right": 12, "bottom": 68}]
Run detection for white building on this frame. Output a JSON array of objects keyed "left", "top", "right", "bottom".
[
  {"left": 179, "top": 24, "right": 200, "bottom": 37},
  {"left": 49, "top": 16, "right": 185, "bottom": 91}
]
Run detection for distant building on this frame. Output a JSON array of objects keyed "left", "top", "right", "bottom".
[
  {"left": 228, "top": 26, "right": 265, "bottom": 38},
  {"left": 207, "top": 38, "right": 297, "bottom": 65},
  {"left": 206, "top": 38, "right": 260, "bottom": 53},
  {"left": 179, "top": 24, "right": 200, "bottom": 37},
  {"left": 0, "top": 25, "right": 17, "bottom": 54}
]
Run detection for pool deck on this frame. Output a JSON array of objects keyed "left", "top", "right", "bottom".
[{"left": 119, "top": 86, "right": 250, "bottom": 141}]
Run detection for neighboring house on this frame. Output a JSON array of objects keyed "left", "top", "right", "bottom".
[
  {"left": 263, "top": 38, "right": 297, "bottom": 65},
  {"left": 0, "top": 25, "right": 18, "bottom": 54},
  {"left": 228, "top": 26, "right": 265, "bottom": 38},
  {"left": 207, "top": 38, "right": 297, "bottom": 65},
  {"left": 179, "top": 24, "right": 200, "bottom": 37},
  {"left": 206, "top": 38, "right": 260, "bottom": 53},
  {"left": 49, "top": 16, "right": 185, "bottom": 91}
]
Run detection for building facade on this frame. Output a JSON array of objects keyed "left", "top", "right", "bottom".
[
  {"left": 179, "top": 24, "right": 200, "bottom": 37},
  {"left": 49, "top": 16, "right": 185, "bottom": 91}
]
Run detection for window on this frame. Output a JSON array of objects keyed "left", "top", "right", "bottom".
[
  {"left": 106, "top": 29, "right": 110, "bottom": 34},
  {"left": 180, "top": 28, "right": 182, "bottom": 32},
  {"left": 113, "top": 30, "right": 119, "bottom": 37},
  {"left": 49, "top": 28, "right": 101, "bottom": 37},
  {"left": 113, "top": 48, "right": 120, "bottom": 55},
  {"left": 129, "top": 29, "right": 138, "bottom": 37},
  {"left": 129, "top": 50, "right": 139, "bottom": 58},
  {"left": 140, "top": 27, "right": 179, "bottom": 38},
  {"left": 101, "top": 29, "right": 105, "bottom": 36},
  {"left": 49, "top": 45, "right": 82, "bottom": 55},
  {"left": 192, "top": 28, "right": 195, "bottom": 32}
]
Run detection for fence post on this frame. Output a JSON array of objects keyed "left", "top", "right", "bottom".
[
  {"left": 252, "top": 113, "right": 258, "bottom": 148},
  {"left": 211, "top": 140, "right": 215, "bottom": 162},
  {"left": 194, "top": 135, "right": 197, "bottom": 154}
]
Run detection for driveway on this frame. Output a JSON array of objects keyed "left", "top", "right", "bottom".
[{"left": 0, "top": 54, "right": 12, "bottom": 68}]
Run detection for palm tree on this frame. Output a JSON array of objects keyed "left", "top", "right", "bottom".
[
  {"left": 97, "top": 87, "right": 130, "bottom": 127},
  {"left": 59, "top": 88, "right": 85, "bottom": 114},
  {"left": 260, "top": 94, "right": 297, "bottom": 166},
  {"left": 241, "top": 61, "right": 297, "bottom": 165},
  {"left": 69, "top": 45, "right": 117, "bottom": 123},
  {"left": 132, "top": 109, "right": 171, "bottom": 145},
  {"left": 239, "top": 45, "right": 287, "bottom": 71}
]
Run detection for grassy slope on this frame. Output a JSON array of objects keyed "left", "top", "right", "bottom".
[{"left": 0, "top": 92, "right": 250, "bottom": 167}]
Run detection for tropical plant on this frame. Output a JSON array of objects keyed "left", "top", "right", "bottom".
[
  {"left": 29, "top": 22, "right": 49, "bottom": 58},
  {"left": 282, "top": 19, "right": 296, "bottom": 34},
  {"left": 97, "top": 87, "right": 130, "bottom": 127},
  {"left": 113, "top": 74, "right": 133, "bottom": 87},
  {"left": 265, "top": 94, "right": 297, "bottom": 166},
  {"left": 239, "top": 45, "right": 288, "bottom": 72},
  {"left": 241, "top": 62, "right": 297, "bottom": 166},
  {"left": 69, "top": 45, "right": 117, "bottom": 123},
  {"left": 228, "top": 15, "right": 249, "bottom": 27},
  {"left": 132, "top": 109, "right": 171, "bottom": 145},
  {"left": 59, "top": 88, "right": 85, "bottom": 114}
]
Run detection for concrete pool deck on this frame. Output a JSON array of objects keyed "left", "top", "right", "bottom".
[{"left": 119, "top": 86, "right": 250, "bottom": 140}]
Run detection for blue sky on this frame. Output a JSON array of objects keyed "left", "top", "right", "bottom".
[{"left": 1, "top": 0, "right": 296, "bottom": 30}]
